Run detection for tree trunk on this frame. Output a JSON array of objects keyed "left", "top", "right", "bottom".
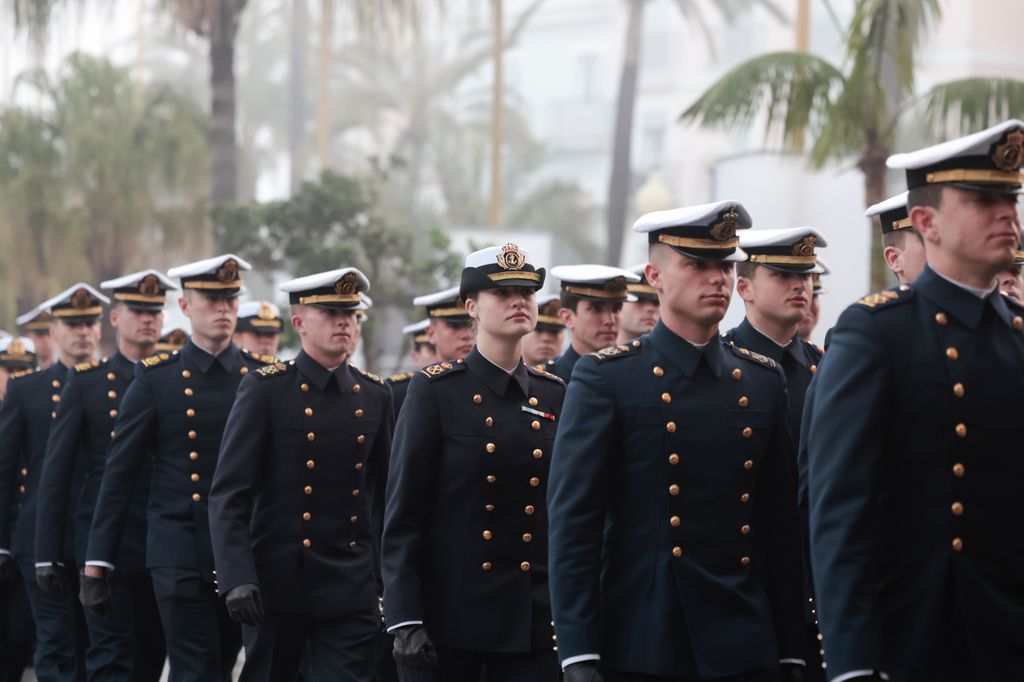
[
  {"left": 859, "top": 137, "right": 890, "bottom": 292},
  {"left": 289, "top": 0, "right": 308, "bottom": 193},
  {"left": 317, "top": 0, "right": 333, "bottom": 170},
  {"left": 604, "top": 0, "right": 645, "bottom": 266},
  {"left": 209, "top": 9, "right": 239, "bottom": 205}
]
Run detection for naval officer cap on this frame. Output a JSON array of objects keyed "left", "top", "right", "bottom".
[
  {"left": 402, "top": 319, "right": 431, "bottom": 345},
  {"left": 535, "top": 294, "right": 565, "bottom": 332},
  {"left": 740, "top": 227, "right": 828, "bottom": 274},
  {"left": 633, "top": 200, "right": 752, "bottom": 261},
  {"left": 355, "top": 292, "right": 372, "bottom": 320},
  {"left": 414, "top": 286, "right": 470, "bottom": 323},
  {"left": 236, "top": 300, "right": 284, "bottom": 334},
  {"left": 280, "top": 267, "right": 370, "bottom": 311},
  {"left": 812, "top": 257, "right": 830, "bottom": 296},
  {"left": 550, "top": 264, "right": 640, "bottom": 303},
  {"left": 156, "top": 324, "right": 189, "bottom": 352},
  {"left": 865, "top": 192, "right": 911, "bottom": 235},
  {"left": 16, "top": 306, "right": 53, "bottom": 333},
  {"left": 167, "top": 254, "right": 251, "bottom": 297},
  {"left": 887, "top": 118, "right": 1024, "bottom": 194},
  {"left": 40, "top": 283, "right": 110, "bottom": 323},
  {"left": 625, "top": 264, "right": 658, "bottom": 301},
  {"left": 0, "top": 336, "right": 37, "bottom": 370},
  {"left": 459, "top": 243, "right": 546, "bottom": 300},
  {"left": 100, "top": 269, "right": 178, "bottom": 312}
]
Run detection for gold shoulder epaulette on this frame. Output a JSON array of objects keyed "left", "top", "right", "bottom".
[
  {"left": 388, "top": 371, "right": 415, "bottom": 383},
  {"left": 527, "top": 365, "right": 565, "bottom": 384},
  {"left": 590, "top": 340, "right": 642, "bottom": 362},
  {"left": 141, "top": 352, "right": 175, "bottom": 369},
  {"left": 243, "top": 349, "right": 276, "bottom": 365},
  {"left": 254, "top": 361, "right": 292, "bottom": 379},
  {"left": 352, "top": 366, "right": 385, "bottom": 385},
  {"left": 10, "top": 368, "right": 34, "bottom": 379},
  {"left": 854, "top": 285, "right": 913, "bottom": 312},
  {"left": 420, "top": 360, "right": 466, "bottom": 381},
  {"left": 74, "top": 358, "right": 104, "bottom": 373},
  {"left": 727, "top": 344, "right": 777, "bottom": 370}
]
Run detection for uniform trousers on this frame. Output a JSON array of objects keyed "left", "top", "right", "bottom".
[
  {"left": 0, "top": 567, "right": 35, "bottom": 682},
  {"left": 19, "top": 559, "right": 87, "bottom": 682},
  {"left": 83, "top": 571, "right": 165, "bottom": 682},
  {"left": 433, "top": 647, "right": 559, "bottom": 682},
  {"left": 149, "top": 567, "right": 240, "bottom": 682},
  {"left": 239, "top": 608, "right": 379, "bottom": 682},
  {"left": 605, "top": 668, "right": 781, "bottom": 682}
]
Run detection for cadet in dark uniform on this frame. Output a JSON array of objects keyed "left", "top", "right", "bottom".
[
  {"left": 807, "top": 120, "right": 1024, "bottom": 682},
  {"left": 0, "top": 283, "right": 107, "bottom": 681},
  {"left": 548, "top": 201, "right": 805, "bottom": 682},
  {"left": 233, "top": 300, "right": 284, "bottom": 358},
  {"left": 523, "top": 295, "right": 564, "bottom": 369},
  {"left": 796, "top": 260, "right": 828, "bottom": 343},
  {"left": 383, "top": 244, "right": 564, "bottom": 682},
  {"left": 386, "top": 320, "right": 437, "bottom": 418},
  {"left": 546, "top": 265, "right": 639, "bottom": 383},
  {"left": 616, "top": 264, "right": 661, "bottom": 344},
  {"left": 83, "top": 254, "right": 271, "bottom": 682},
  {"left": 209, "top": 267, "right": 393, "bottom": 682},
  {"left": 16, "top": 308, "right": 55, "bottom": 369},
  {"left": 0, "top": 336, "right": 37, "bottom": 682},
  {"left": 35, "top": 270, "right": 176, "bottom": 681},
  {"left": 869, "top": 191, "right": 926, "bottom": 286}
]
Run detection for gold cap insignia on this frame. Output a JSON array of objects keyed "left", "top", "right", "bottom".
[
  {"left": 710, "top": 209, "right": 740, "bottom": 242},
  {"left": 71, "top": 288, "right": 92, "bottom": 310},
  {"left": 257, "top": 301, "right": 276, "bottom": 320},
  {"left": 605, "top": 276, "right": 628, "bottom": 292},
  {"left": 496, "top": 243, "right": 526, "bottom": 271},
  {"left": 541, "top": 300, "right": 560, "bottom": 316},
  {"left": 168, "top": 329, "right": 187, "bottom": 346},
  {"left": 139, "top": 274, "right": 161, "bottom": 297},
  {"left": 8, "top": 339, "right": 25, "bottom": 355},
  {"left": 336, "top": 273, "right": 359, "bottom": 296},
  {"left": 217, "top": 259, "right": 239, "bottom": 283},
  {"left": 992, "top": 129, "right": 1024, "bottom": 172},
  {"left": 793, "top": 235, "right": 817, "bottom": 257}
]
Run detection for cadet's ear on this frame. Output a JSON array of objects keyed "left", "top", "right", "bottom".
[
  {"left": 178, "top": 293, "right": 190, "bottom": 317},
  {"left": 557, "top": 306, "right": 575, "bottom": 331},
  {"left": 735, "top": 274, "right": 754, "bottom": 303},
  {"left": 911, "top": 204, "right": 940, "bottom": 246},
  {"left": 645, "top": 262, "right": 661, "bottom": 292}
]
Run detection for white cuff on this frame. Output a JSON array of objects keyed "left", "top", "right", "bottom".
[
  {"left": 34, "top": 562, "right": 54, "bottom": 568},
  {"left": 780, "top": 658, "right": 806, "bottom": 666},
  {"left": 386, "top": 620, "right": 423, "bottom": 633},
  {"left": 832, "top": 671, "right": 888, "bottom": 682},
  {"left": 85, "top": 560, "right": 115, "bottom": 571},
  {"left": 0, "top": 549, "right": 11, "bottom": 557},
  {"left": 561, "top": 654, "right": 601, "bottom": 669}
]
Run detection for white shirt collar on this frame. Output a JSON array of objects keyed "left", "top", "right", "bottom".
[
  {"left": 748, "top": 321, "right": 794, "bottom": 348},
  {"left": 477, "top": 347, "right": 517, "bottom": 375},
  {"left": 932, "top": 268, "right": 997, "bottom": 299}
]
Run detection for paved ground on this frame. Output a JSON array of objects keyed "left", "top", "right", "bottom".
[{"left": 20, "top": 653, "right": 246, "bottom": 680}]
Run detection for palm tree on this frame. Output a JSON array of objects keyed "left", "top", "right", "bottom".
[
  {"left": 679, "top": 0, "right": 1024, "bottom": 289},
  {"left": 605, "top": 0, "right": 787, "bottom": 266}
]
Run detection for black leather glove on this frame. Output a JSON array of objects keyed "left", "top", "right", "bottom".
[
  {"left": 224, "top": 583, "right": 264, "bottom": 626},
  {"left": 0, "top": 554, "right": 16, "bottom": 582},
  {"left": 563, "top": 661, "right": 605, "bottom": 682},
  {"left": 36, "top": 564, "right": 68, "bottom": 594},
  {"left": 392, "top": 624, "right": 438, "bottom": 671},
  {"left": 780, "top": 663, "right": 805, "bottom": 682},
  {"left": 79, "top": 573, "right": 114, "bottom": 618}
]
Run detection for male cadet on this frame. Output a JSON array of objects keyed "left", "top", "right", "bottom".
[
  {"left": 0, "top": 283, "right": 107, "bottom": 681},
  {"left": 523, "top": 294, "right": 565, "bottom": 368},
  {"left": 995, "top": 245, "right": 1024, "bottom": 301},
  {"left": 233, "top": 300, "right": 283, "bottom": 358},
  {"left": 156, "top": 325, "right": 188, "bottom": 353},
  {"left": 16, "top": 307, "right": 55, "bottom": 368},
  {"left": 796, "top": 260, "right": 828, "bottom": 343},
  {"left": 0, "top": 335, "right": 37, "bottom": 682},
  {"left": 385, "top": 320, "right": 437, "bottom": 417},
  {"left": 546, "top": 265, "right": 640, "bottom": 383},
  {"left": 548, "top": 201, "right": 804, "bottom": 682},
  {"left": 807, "top": 119, "right": 1024, "bottom": 682},
  {"left": 83, "top": 254, "right": 272, "bottom": 682},
  {"left": 616, "top": 264, "right": 661, "bottom": 344},
  {"left": 867, "top": 191, "right": 926, "bottom": 286},
  {"left": 35, "top": 271, "right": 175, "bottom": 681},
  {"left": 209, "top": 268, "right": 393, "bottom": 681}
]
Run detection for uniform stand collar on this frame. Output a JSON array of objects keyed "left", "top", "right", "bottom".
[
  {"left": 465, "top": 346, "right": 530, "bottom": 398},
  {"left": 109, "top": 351, "right": 136, "bottom": 381},
  {"left": 296, "top": 350, "right": 355, "bottom": 393},
  {"left": 736, "top": 318, "right": 809, "bottom": 368},
  {"left": 915, "top": 266, "right": 995, "bottom": 329},
  {"left": 648, "top": 321, "right": 723, "bottom": 378},
  {"left": 182, "top": 339, "right": 239, "bottom": 374}
]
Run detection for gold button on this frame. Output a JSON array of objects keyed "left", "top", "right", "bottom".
[
  {"left": 482, "top": 562, "right": 492, "bottom": 571},
  {"left": 669, "top": 484, "right": 680, "bottom": 496},
  {"left": 110, "top": 430, "right": 116, "bottom": 438},
  {"left": 186, "top": 408, "right": 195, "bottom": 417},
  {"left": 485, "top": 417, "right": 494, "bottom": 427},
  {"left": 740, "top": 556, "right": 751, "bottom": 566},
  {"left": 666, "top": 421, "right": 677, "bottom": 433},
  {"left": 668, "top": 453, "right": 679, "bottom": 465},
  {"left": 530, "top": 476, "right": 541, "bottom": 487},
  {"left": 52, "top": 394, "right": 60, "bottom": 403},
  {"left": 20, "top": 468, "right": 27, "bottom": 476},
  {"left": 661, "top": 392, "right": 671, "bottom": 404},
  {"left": 732, "top": 368, "right": 742, "bottom": 380},
  {"left": 946, "top": 347, "right": 959, "bottom": 360},
  {"left": 184, "top": 388, "right": 194, "bottom": 397},
  {"left": 670, "top": 515, "right": 681, "bottom": 527},
  {"left": 953, "top": 463, "right": 965, "bottom": 477},
  {"left": 485, "top": 504, "right": 495, "bottom": 512},
  {"left": 951, "top": 501, "right": 964, "bottom": 516},
  {"left": 352, "top": 384, "right": 361, "bottom": 393},
  {"left": 188, "top": 430, "right": 197, "bottom": 440},
  {"left": 529, "top": 397, "right": 538, "bottom": 407},
  {"left": 740, "top": 524, "right": 751, "bottom": 535},
  {"left": 738, "top": 396, "right": 748, "bottom": 407},
  {"left": 301, "top": 383, "right": 309, "bottom": 392},
  {"left": 356, "top": 435, "right": 366, "bottom": 444},
  {"left": 653, "top": 366, "right": 664, "bottom": 377},
  {"left": 109, "top": 409, "right": 118, "bottom": 418},
  {"left": 107, "top": 372, "right": 116, "bottom": 381},
  {"left": 485, "top": 442, "right": 496, "bottom": 454},
  {"left": 302, "top": 512, "right": 311, "bottom": 521},
  {"left": 810, "top": 365, "right": 817, "bottom": 374},
  {"left": 525, "top": 505, "right": 535, "bottom": 515},
  {"left": 473, "top": 394, "right": 483, "bottom": 404},
  {"left": 354, "top": 408, "right": 364, "bottom": 418},
  {"left": 303, "top": 539, "right": 311, "bottom": 548},
  {"left": 189, "top": 451, "right": 199, "bottom": 461},
  {"left": 190, "top": 473, "right": 199, "bottom": 482},
  {"left": 18, "top": 485, "right": 25, "bottom": 493},
  {"left": 482, "top": 530, "right": 493, "bottom": 540},
  {"left": 531, "top": 420, "right": 541, "bottom": 431},
  {"left": 51, "top": 379, "right": 61, "bottom": 388},
  {"left": 900, "top": 284, "right": 910, "bottom": 291},
  {"left": 182, "top": 370, "right": 191, "bottom": 379},
  {"left": 741, "top": 492, "right": 751, "bottom": 503},
  {"left": 349, "top": 541, "right": 357, "bottom": 549},
  {"left": 935, "top": 312, "right": 948, "bottom": 325},
  {"left": 304, "top": 407, "right": 313, "bottom": 416},
  {"left": 307, "top": 432, "right": 316, "bottom": 442},
  {"left": 522, "top": 533, "right": 533, "bottom": 543},
  {"left": 742, "top": 427, "right": 752, "bottom": 438},
  {"left": 351, "top": 489, "right": 360, "bottom": 496},
  {"left": 304, "top": 485, "right": 313, "bottom": 495},
  {"left": 520, "top": 562, "right": 531, "bottom": 572},
  {"left": 955, "top": 423, "right": 967, "bottom": 438},
  {"left": 533, "top": 449, "right": 543, "bottom": 459},
  {"left": 1014, "top": 316, "right": 1023, "bottom": 330},
  {"left": 306, "top": 460, "right": 315, "bottom": 469},
  {"left": 743, "top": 459, "right": 754, "bottom": 470},
  {"left": 487, "top": 475, "right": 496, "bottom": 483},
  {"left": 953, "top": 383, "right": 965, "bottom": 398},
  {"left": 672, "top": 546, "right": 682, "bottom": 558},
  {"left": 192, "top": 493, "right": 201, "bottom": 502},
  {"left": 952, "top": 537, "right": 963, "bottom": 552},
  {"left": 350, "top": 515, "right": 358, "bottom": 523},
  {"left": 51, "top": 411, "right": 57, "bottom": 419},
  {"left": 354, "top": 462, "right": 364, "bottom": 471}
]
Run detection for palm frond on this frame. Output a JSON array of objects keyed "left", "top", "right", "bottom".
[{"left": 918, "top": 77, "right": 1024, "bottom": 139}]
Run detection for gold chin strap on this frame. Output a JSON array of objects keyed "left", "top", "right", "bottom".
[
  {"left": 563, "top": 285, "right": 628, "bottom": 300},
  {"left": 748, "top": 254, "right": 817, "bottom": 266},
  {"left": 428, "top": 306, "right": 468, "bottom": 318},
  {"left": 184, "top": 279, "right": 244, "bottom": 290},
  {"left": 536, "top": 315, "right": 564, "bottom": 327},
  {"left": 249, "top": 319, "right": 283, "bottom": 328},
  {"left": 297, "top": 294, "right": 360, "bottom": 305},
  {"left": 114, "top": 293, "right": 166, "bottom": 304},
  {"left": 53, "top": 306, "right": 103, "bottom": 318},
  {"left": 891, "top": 217, "right": 913, "bottom": 230},
  {"left": 488, "top": 271, "right": 541, "bottom": 283},
  {"left": 627, "top": 283, "right": 657, "bottom": 296},
  {"left": 925, "top": 169, "right": 1024, "bottom": 185},
  {"left": 657, "top": 234, "right": 739, "bottom": 250}
]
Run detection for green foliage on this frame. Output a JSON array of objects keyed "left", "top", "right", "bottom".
[{"left": 919, "top": 78, "right": 1024, "bottom": 139}]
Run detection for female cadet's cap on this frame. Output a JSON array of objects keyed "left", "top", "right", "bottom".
[
  {"left": 633, "top": 200, "right": 752, "bottom": 262},
  {"left": 550, "top": 264, "right": 640, "bottom": 303},
  {"left": 887, "top": 119, "right": 1024, "bottom": 194},
  {"left": 236, "top": 300, "right": 284, "bottom": 334},
  {"left": 459, "top": 243, "right": 546, "bottom": 300},
  {"left": 279, "top": 267, "right": 370, "bottom": 310},
  {"left": 739, "top": 227, "right": 828, "bottom": 274},
  {"left": 865, "top": 192, "right": 911, "bottom": 235},
  {"left": 0, "top": 336, "right": 37, "bottom": 369},
  {"left": 167, "top": 254, "right": 251, "bottom": 298},
  {"left": 100, "top": 269, "right": 179, "bottom": 312},
  {"left": 39, "top": 283, "right": 110, "bottom": 323}
]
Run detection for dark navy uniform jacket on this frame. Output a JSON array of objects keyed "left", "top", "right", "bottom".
[
  {"left": 0, "top": 363, "right": 74, "bottom": 561},
  {"left": 209, "top": 351, "right": 393, "bottom": 617},
  {"left": 807, "top": 266, "right": 1024, "bottom": 682},
  {"left": 86, "top": 341, "right": 269, "bottom": 579},
  {"left": 547, "top": 322, "right": 804, "bottom": 678},
  {"left": 385, "top": 372, "right": 414, "bottom": 416},
  {"left": 547, "top": 346, "right": 579, "bottom": 384},
  {"left": 35, "top": 353, "right": 151, "bottom": 573},
  {"left": 382, "top": 348, "right": 565, "bottom": 653}
]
